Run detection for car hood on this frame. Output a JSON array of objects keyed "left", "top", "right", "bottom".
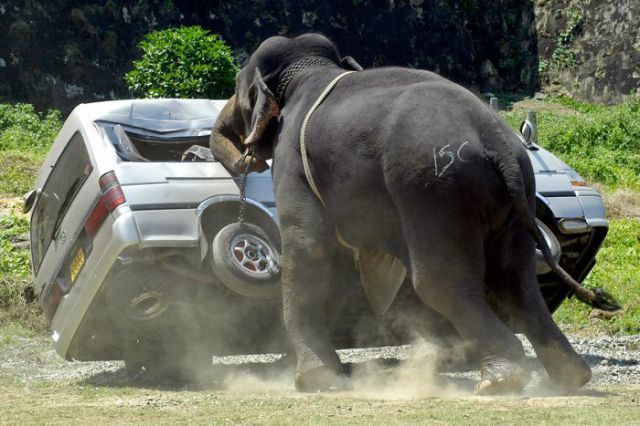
[
  {"left": 526, "top": 144, "right": 572, "bottom": 175},
  {"left": 88, "top": 99, "right": 228, "bottom": 138},
  {"left": 527, "top": 144, "right": 578, "bottom": 194}
]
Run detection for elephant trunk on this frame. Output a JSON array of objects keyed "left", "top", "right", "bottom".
[
  {"left": 210, "top": 95, "right": 249, "bottom": 173},
  {"left": 244, "top": 97, "right": 280, "bottom": 147}
]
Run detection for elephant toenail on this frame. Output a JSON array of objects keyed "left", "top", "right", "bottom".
[{"left": 476, "top": 380, "right": 492, "bottom": 393}]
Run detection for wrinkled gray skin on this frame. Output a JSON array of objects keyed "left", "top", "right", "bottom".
[
  {"left": 210, "top": 94, "right": 270, "bottom": 174},
  {"left": 210, "top": 33, "right": 592, "bottom": 394}
]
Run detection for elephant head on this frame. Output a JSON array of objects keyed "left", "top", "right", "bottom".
[
  {"left": 209, "top": 93, "right": 273, "bottom": 174},
  {"left": 210, "top": 34, "right": 363, "bottom": 173}
]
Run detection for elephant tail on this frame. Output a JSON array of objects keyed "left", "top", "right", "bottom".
[{"left": 490, "top": 138, "right": 621, "bottom": 312}]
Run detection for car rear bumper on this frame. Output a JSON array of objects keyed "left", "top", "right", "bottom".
[
  {"left": 49, "top": 210, "right": 141, "bottom": 359},
  {"left": 536, "top": 190, "right": 608, "bottom": 312}
]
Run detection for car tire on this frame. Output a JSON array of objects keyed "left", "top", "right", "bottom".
[{"left": 211, "top": 222, "right": 281, "bottom": 299}]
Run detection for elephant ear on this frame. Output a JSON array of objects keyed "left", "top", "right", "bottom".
[
  {"left": 341, "top": 56, "right": 363, "bottom": 71},
  {"left": 244, "top": 69, "right": 280, "bottom": 147}
]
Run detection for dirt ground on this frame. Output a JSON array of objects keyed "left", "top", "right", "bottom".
[{"left": 1, "top": 331, "right": 639, "bottom": 424}]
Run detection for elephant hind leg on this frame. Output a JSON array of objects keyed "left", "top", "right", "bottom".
[
  {"left": 486, "top": 224, "right": 591, "bottom": 393},
  {"left": 403, "top": 219, "right": 530, "bottom": 394},
  {"left": 504, "top": 284, "right": 591, "bottom": 393}
]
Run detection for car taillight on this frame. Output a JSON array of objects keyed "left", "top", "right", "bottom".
[
  {"left": 43, "top": 278, "right": 66, "bottom": 320},
  {"left": 83, "top": 171, "right": 126, "bottom": 239}
]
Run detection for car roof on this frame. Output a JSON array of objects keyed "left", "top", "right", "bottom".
[{"left": 73, "top": 99, "right": 228, "bottom": 135}]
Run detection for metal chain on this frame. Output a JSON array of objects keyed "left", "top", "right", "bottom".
[
  {"left": 238, "top": 145, "right": 282, "bottom": 273},
  {"left": 236, "top": 144, "right": 256, "bottom": 224},
  {"left": 235, "top": 145, "right": 282, "bottom": 267}
]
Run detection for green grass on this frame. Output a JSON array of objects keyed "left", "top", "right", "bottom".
[
  {"left": 0, "top": 103, "right": 61, "bottom": 197},
  {"left": 0, "top": 322, "right": 36, "bottom": 346},
  {"left": 0, "top": 214, "right": 30, "bottom": 280},
  {"left": 0, "top": 213, "right": 45, "bottom": 331},
  {"left": 554, "top": 218, "right": 640, "bottom": 333},
  {"left": 502, "top": 95, "right": 640, "bottom": 191},
  {"left": 0, "top": 103, "right": 59, "bottom": 331},
  {"left": 0, "top": 377, "right": 638, "bottom": 425},
  {"left": 0, "top": 214, "right": 31, "bottom": 307},
  {"left": 0, "top": 151, "right": 45, "bottom": 197}
]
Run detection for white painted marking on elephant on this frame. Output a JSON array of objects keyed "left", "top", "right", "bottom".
[
  {"left": 433, "top": 141, "right": 471, "bottom": 177},
  {"left": 456, "top": 141, "right": 471, "bottom": 163},
  {"left": 434, "top": 144, "right": 455, "bottom": 177}
]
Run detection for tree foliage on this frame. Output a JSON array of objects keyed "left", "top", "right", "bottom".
[{"left": 124, "top": 26, "right": 237, "bottom": 99}]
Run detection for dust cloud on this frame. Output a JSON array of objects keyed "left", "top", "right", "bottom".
[
  {"left": 223, "top": 368, "right": 294, "bottom": 393},
  {"left": 120, "top": 252, "right": 477, "bottom": 399},
  {"left": 346, "top": 338, "right": 473, "bottom": 400},
  {"left": 211, "top": 337, "right": 475, "bottom": 399}
]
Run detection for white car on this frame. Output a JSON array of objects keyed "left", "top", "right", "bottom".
[{"left": 24, "top": 99, "right": 609, "bottom": 379}]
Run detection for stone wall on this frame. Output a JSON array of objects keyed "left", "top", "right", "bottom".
[
  {"left": 0, "top": 0, "right": 538, "bottom": 113},
  {"left": 5, "top": 1, "right": 638, "bottom": 111},
  {"left": 535, "top": 0, "right": 640, "bottom": 104}
]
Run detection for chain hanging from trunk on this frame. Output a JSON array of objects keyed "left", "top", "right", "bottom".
[
  {"left": 237, "top": 144, "right": 256, "bottom": 224},
  {"left": 234, "top": 145, "right": 282, "bottom": 266}
]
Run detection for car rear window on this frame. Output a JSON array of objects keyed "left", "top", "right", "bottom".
[{"left": 31, "top": 132, "right": 93, "bottom": 273}]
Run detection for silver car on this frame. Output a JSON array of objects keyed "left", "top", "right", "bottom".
[{"left": 24, "top": 99, "right": 608, "bottom": 378}]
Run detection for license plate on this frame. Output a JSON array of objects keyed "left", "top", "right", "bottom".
[{"left": 70, "top": 247, "right": 85, "bottom": 283}]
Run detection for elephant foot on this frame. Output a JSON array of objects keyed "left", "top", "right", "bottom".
[
  {"left": 476, "top": 357, "right": 531, "bottom": 395},
  {"left": 545, "top": 352, "right": 592, "bottom": 394},
  {"left": 295, "top": 365, "right": 351, "bottom": 392}
]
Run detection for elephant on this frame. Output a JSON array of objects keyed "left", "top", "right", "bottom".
[{"left": 210, "top": 33, "right": 603, "bottom": 394}]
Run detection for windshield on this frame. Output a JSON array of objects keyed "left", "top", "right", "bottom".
[{"left": 31, "top": 132, "right": 93, "bottom": 273}]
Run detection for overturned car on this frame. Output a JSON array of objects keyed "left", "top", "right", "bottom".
[{"left": 24, "top": 99, "right": 610, "bottom": 378}]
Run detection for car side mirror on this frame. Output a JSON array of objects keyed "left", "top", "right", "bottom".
[
  {"left": 520, "top": 121, "right": 533, "bottom": 144},
  {"left": 22, "top": 188, "right": 40, "bottom": 213},
  {"left": 519, "top": 111, "right": 537, "bottom": 148}
]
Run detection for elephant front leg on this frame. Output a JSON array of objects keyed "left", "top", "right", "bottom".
[
  {"left": 476, "top": 352, "right": 531, "bottom": 395},
  {"left": 280, "top": 223, "right": 348, "bottom": 392}
]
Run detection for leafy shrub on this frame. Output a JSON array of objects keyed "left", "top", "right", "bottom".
[
  {"left": 550, "top": 8, "right": 584, "bottom": 71},
  {"left": 125, "top": 26, "right": 238, "bottom": 99}
]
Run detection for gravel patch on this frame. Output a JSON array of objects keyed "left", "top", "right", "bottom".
[{"left": 1, "top": 332, "right": 638, "bottom": 390}]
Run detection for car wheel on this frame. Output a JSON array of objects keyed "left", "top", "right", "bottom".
[{"left": 211, "top": 222, "right": 281, "bottom": 299}]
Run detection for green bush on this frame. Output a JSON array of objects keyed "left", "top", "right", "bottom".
[
  {"left": 125, "top": 26, "right": 238, "bottom": 99},
  {"left": 502, "top": 96, "right": 640, "bottom": 190}
]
